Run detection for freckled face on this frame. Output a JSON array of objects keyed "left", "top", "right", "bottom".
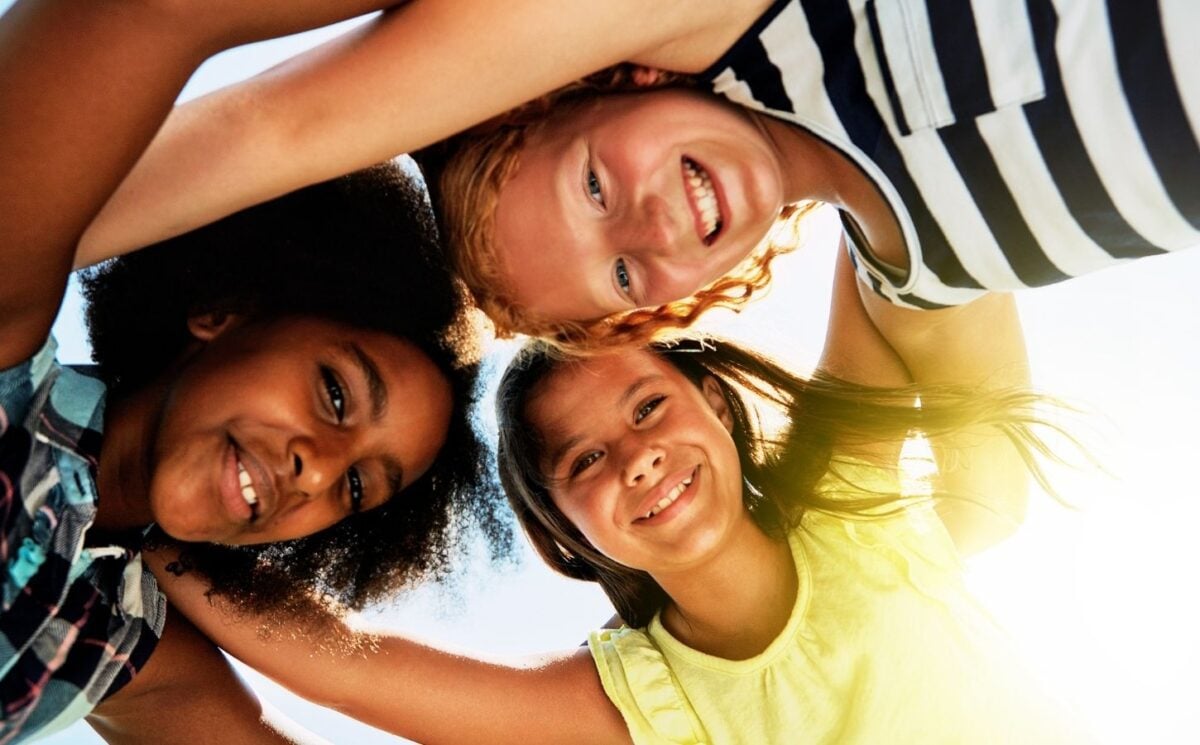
[
  {"left": 146, "top": 316, "right": 452, "bottom": 546},
  {"left": 526, "top": 350, "right": 750, "bottom": 575},
  {"left": 493, "top": 90, "right": 786, "bottom": 323}
]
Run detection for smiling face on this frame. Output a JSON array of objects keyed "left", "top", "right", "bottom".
[
  {"left": 492, "top": 90, "right": 787, "bottom": 322},
  {"left": 144, "top": 315, "right": 452, "bottom": 546},
  {"left": 525, "top": 350, "right": 750, "bottom": 575}
]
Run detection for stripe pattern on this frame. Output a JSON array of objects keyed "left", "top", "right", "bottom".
[
  {"left": 701, "top": 0, "right": 1200, "bottom": 308},
  {"left": 0, "top": 339, "right": 164, "bottom": 743}
]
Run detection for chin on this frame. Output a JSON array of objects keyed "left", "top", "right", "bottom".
[{"left": 154, "top": 516, "right": 224, "bottom": 545}]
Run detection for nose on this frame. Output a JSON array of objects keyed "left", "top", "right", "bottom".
[
  {"left": 618, "top": 193, "right": 680, "bottom": 259},
  {"left": 287, "top": 434, "right": 349, "bottom": 500},
  {"left": 621, "top": 440, "right": 666, "bottom": 487}
]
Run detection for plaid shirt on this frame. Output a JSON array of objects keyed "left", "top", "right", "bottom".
[{"left": 0, "top": 339, "right": 164, "bottom": 743}]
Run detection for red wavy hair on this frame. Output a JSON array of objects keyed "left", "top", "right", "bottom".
[{"left": 422, "top": 66, "right": 817, "bottom": 353}]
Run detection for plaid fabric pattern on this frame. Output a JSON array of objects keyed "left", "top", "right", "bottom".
[{"left": 0, "top": 339, "right": 164, "bottom": 743}]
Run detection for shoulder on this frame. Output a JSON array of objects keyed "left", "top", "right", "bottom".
[
  {"left": 0, "top": 336, "right": 58, "bottom": 415},
  {"left": 588, "top": 628, "right": 706, "bottom": 744}
]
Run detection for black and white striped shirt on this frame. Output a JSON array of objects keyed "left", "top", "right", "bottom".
[{"left": 700, "top": 0, "right": 1200, "bottom": 309}]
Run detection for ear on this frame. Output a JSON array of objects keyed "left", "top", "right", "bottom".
[
  {"left": 185, "top": 310, "right": 244, "bottom": 342},
  {"left": 700, "top": 376, "right": 734, "bottom": 433}
]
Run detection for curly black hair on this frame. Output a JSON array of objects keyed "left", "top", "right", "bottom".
[{"left": 81, "top": 160, "right": 511, "bottom": 617}]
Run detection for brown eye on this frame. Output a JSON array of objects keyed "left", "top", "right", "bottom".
[
  {"left": 570, "top": 451, "right": 602, "bottom": 477},
  {"left": 320, "top": 366, "right": 346, "bottom": 422},
  {"left": 346, "top": 466, "right": 364, "bottom": 513}
]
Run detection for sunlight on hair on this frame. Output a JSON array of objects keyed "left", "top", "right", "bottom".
[
  {"left": 40, "top": 94, "right": 1200, "bottom": 745},
  {"left": 898, "top": 434, "right": 936, "bottom": 497},
  {"left": 688, "top": 206, "right": 1200, "bottom": 744},
  {"left": 44, "top": 204, "right": 1200, "bottom": 745}
]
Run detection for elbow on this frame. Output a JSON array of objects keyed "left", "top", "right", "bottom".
[{"left": 939, "top": 483, "right": 1029, "bottom": 556}]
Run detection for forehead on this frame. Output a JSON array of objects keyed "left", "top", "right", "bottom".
[
  {"left": 536, "top": 92, "right": 679, "bottom": 137},
  {"left": 491, "top": 136, "right": 616, "bottom": 322},
  {"left": 526, "top": 350, "right": 685, "bottom": 434}
]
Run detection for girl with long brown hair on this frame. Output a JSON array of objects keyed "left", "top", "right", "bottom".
[{"left": 152, "top": 257, "right": 1085, "bottom": 743}]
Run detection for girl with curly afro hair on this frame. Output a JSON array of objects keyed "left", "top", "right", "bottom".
[
  {"left": 0, "top": 4, "right": 505, "bottom": 741},
  {"left": 82, "top": 159, "right": 510, "bottom": 620},
  {"left": 154, "top": 251, "right": 1084, "bottom": 744}
]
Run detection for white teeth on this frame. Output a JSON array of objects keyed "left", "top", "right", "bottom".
[
  {"left": 236, "top": 460, "right": 258, "bottom": 506},
  {"left": 644, "top": 475, "right": 694, "bottom": 519},
  {"left": 683, "top": 159, "right": 721, "bottom": 240}
]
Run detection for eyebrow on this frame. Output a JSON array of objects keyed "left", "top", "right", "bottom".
[
  {"left": 545, "top": 374, "right": 661, "bottom": 476},
  {"left": 384, "top": 456, "right": 405, "bottom": 496},
  {"left": 342, "top": 341, "right": 389, "bottom": 422}
]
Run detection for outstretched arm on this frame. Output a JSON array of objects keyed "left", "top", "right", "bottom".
[
  {"left": 76, "top": 0, "right": 721, "bottom": 266},
  {"left": 817, "top": 238, "right": 915, "bottom": 389},
  {"left": 0, "top": 0, "right": 215, "bottom": 368},
  {"left": 145, "top": 550, "right": 630, "bottom": 745},
  {"left": 859, "top": 260, "right": 1030, "bottom": 553},
  {"left": 0, "top": 0, "right": 430, "bottom": 368},
  {"left": 822, "top": 243, "right": 1032, "bottom": 554},
  {"left": 88, "top": 611, "right": 328, "bottom": 745}
]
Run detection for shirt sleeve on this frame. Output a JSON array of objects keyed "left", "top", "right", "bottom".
[{"left": 0, "top": 336, "right": 58, "bottom": 430}]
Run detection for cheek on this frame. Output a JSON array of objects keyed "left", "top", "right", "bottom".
[
  {"left": 551, "top": 490, "right": 606, "bottom": 544},
  {"left": 147, "top": 467, "right": 217, "bottom": 542},
  {"left": 166, "top": 354, "right": 262, "bottom": 422},
  {"left": 712, "top": 437, "right": 744, "bottom": 498}
]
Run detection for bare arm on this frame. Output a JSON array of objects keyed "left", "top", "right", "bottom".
[
  {"left": 0, "top": 0, "right": 219, "bottom": 368},
  {"left": 817, "top": 239, "right": 915, "bottom": 389},
  {"left": 88, "top": 611, "right": 328, "bottom": 745},
  {"left": 145, "top": 550, "right": 629, "bottom": 745},
  {"left": 0, "top": 0, "right": 434, "bottom": 368},
  {"left": 817, "top": 243, "right": 1032, "bottom": 553},
  {"left": 76, "top": 0, "right": 736, "bottom": 267},
  {"left": 812, "top": 239, "right": 916, "bottom": 474},
  {"left": 854, "top": 254, "right": 1032, "bottom": 554}
]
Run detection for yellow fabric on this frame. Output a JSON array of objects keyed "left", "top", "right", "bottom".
[{"left": 588, "top": 461, "right": 1085, "bottom": 744}]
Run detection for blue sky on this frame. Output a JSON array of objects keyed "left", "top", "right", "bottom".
[{"left": 9, "top": 5, "right": 1199, "bottom": 743}]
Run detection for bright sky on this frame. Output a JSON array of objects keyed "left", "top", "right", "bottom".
[{"left": 21, "top": 9, "right": 1200, "bottom": 745}]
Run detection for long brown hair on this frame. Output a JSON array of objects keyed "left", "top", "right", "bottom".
[{"left": 495, "top": 338, "right": 1063, "bottom": 626}]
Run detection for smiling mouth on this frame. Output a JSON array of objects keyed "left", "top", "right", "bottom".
[
  {"left": 683, "top": 157, "right": 724, "bottom": 245},
  {"left": 639, "top": 469, "right": 695, "bottom": 520},
  {"left": 235, "top": 456, "right": 260, "bottom": 522}
]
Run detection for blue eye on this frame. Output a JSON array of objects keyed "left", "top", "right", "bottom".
[
  {"left": 587, "top": 168, "right": 605, "bottom": 207},
  {"left": 615, "top": 259, "right": 631, "bottom": 295},
  {"left": 320, "top": 366, "right": 346, "bottom": 421},
  {"left": 346, "top": 466, "right": 364, "bottom": 513}
]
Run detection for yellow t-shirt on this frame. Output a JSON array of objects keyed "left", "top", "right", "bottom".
[{"left": 588, "top": 462, "right": 1086, "bottom": 744}]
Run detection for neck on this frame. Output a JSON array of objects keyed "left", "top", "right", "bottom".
[
  {"left": 756, "top": 113, "right": 909, "bottom": 268},
  {"left": 93, "top": 382, "right": 162, "bottom": 533},
  {"left": 631, "top": 0, "right": 778, "bottom": 73},
  {"left": 756, "top": 115, "right": 857, "bottom": 208},
  {"left": 655, "top": 517, "right": 798, "bottom": 660}
]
